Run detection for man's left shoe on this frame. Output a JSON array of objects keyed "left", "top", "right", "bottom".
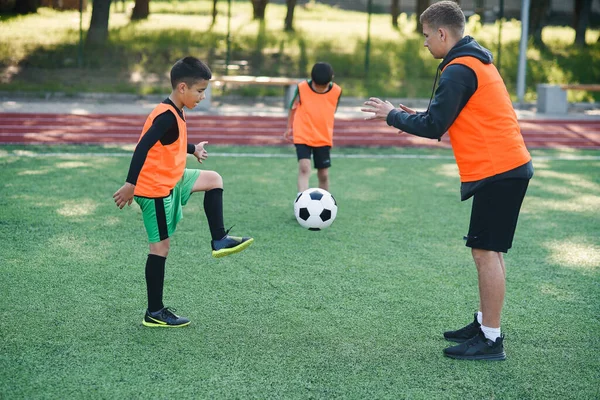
[
  {"left": 211, "top": 235, "right": 254, "bottom": 258},
  {"left": 443, "top": 313, "right": 481, "bottom": 342},
  {"left": 443, "top": 329, "right": 506, "bottom": 361}
]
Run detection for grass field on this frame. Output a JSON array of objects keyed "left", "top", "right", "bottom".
[
  {"left": 1, "top": 1, "right": 599, "bottom": 101},
  {"left": 1, "top": 144, "right": 599, "bottom": 398}
]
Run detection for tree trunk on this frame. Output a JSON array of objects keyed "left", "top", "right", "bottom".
[
  {"left": 474, "top": 0, "right": 484, "bottom": 22},
  {"left": 415, "top": 0, "right": 429, "bottom": 33},
  {"left": 251, "top": 0, "right": 268, "bottom": 20},
  {"left": 574, "top": 0, "right": 592, "bottom": 47},
  {"left": 284, "top": 0, "right": 296, "bottom": 31},
  {"left": 391, "top": 0, "right": 400, "bottom": 28},
  {"left": 212, "top": 0, "right": 218, "bottom": 25},
  {"left": 251, "top": 20, "right": 267, "bottom": 74},
  {"left": 131, "top": 0, "right": 150, "bottom": 20},
  {"left": 574, "top": 0, "right": 583, "bottom": 29},
  {"left": 528, "top": 0, "right": 550, "bottom": 47},
  {"left": 86, "top": 0, "right": 112, "bottom": 46},
  {"left": 14, "top": 0, "right": 39, "bottom": 14}
]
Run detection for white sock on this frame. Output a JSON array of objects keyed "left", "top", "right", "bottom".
[
  {"left": 476, "top": 311, "right": 483, "bottom": 325},
  {"left": 481, "top": 324, "right": 501, "bottom": 341}
]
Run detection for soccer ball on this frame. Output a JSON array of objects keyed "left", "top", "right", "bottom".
[{"left": 294, "top": 188, "right": 338, "bottom": 230}]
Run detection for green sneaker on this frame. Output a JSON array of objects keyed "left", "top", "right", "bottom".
[
  {"left": 211, "top": 234, "right": 254, "bottom": 258},
  {"left": 142, "top": 307, "right": 190, "bottom": 328}
]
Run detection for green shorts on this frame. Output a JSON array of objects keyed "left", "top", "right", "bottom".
[{"left": 134, "top": 169, "right": 201, "bottom": 243}]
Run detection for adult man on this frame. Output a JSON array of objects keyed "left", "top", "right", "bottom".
[{"left": 361, "top": 0, "right": 533, "bottom": 360}]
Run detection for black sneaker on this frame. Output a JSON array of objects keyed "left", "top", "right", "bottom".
[
  {"left": 211, "top": 234, "right": 254, "bottom": 258},
  {"left": 443, "top": 313, "right": 481, "bottom": 343},
  {"left": 443, "top": 329, "right": 506, "bottom": 361},
  {"left": 142, "top": 307, "right": 190, "bottom": 328}
]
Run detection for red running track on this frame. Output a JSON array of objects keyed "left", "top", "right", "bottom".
[{"left": 1, "top": 113, "right": 599, "bottom": 149}]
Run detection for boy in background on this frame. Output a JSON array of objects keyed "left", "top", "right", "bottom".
[
  {"left": 284, "top": 62, "right": 342, "bottom": 198},
  {"left": 113, "top": 56, "right": 253, "bottom": 328}
]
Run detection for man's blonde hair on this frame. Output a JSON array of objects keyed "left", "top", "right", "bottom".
[{"left": 420, "top": 0, "right": 465, "bottom": 38}]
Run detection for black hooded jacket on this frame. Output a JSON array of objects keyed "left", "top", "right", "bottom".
[
  {"left": 386, "top": 36, "right": 533, "bottom": 200},
  {"left": 386, "top": 36, "right": 493, "bottom": 139}
]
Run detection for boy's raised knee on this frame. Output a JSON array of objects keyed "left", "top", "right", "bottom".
[{"left": 211, "top": 171, "right": 223, "bottom": 189}]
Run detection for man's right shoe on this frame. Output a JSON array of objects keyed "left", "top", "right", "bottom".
[
  {"left": 443, "top": 329, "right": 506, "bottom": 361},
  {"left": 443, "top": 313, "right": 481, "bottom": 343},
  {"left": 211, "top": 235, "right": 254, "bottom": 258},
  {"left": 142, "top": 307, "right": 190, "bottom": 328}
]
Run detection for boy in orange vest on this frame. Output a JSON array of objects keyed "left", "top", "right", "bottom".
[
  {"left": 362, "top": 1, "right": 533, "bottom": 360},
  {"left": 284, "top": 62, "right": 342, "bottom": 197},
  {"left": 113, "top": 56, "right": 253, "bottom": 328}
]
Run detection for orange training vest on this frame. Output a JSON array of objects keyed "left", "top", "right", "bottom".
[
  {"left": 443, "top": 56, "right": 531, "bottom": 182},
  {"left": 293, "top": 80, "right": 342, "bottom": 147},
  {"left": 134, "top": 103, "right": 188, "bottom": 197}
]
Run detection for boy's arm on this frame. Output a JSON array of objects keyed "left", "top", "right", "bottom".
[
  {"left": 284, "top": 94, "right": 299, "bottom": 141},
  {"left": 113, "top": 113, "right": 173, "bottom": 209},
  {"left": 125, "top": 113, "right": 174, "bottom": 184}
]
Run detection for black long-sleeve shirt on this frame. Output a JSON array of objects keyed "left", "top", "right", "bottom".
[
  {"left": 387, "top": 64, "right": 477, "bottom": 140},
  {"left": 386, "top": 36, "right": 533, "bottom": 200},
  {"left": 126, "top": 98, "right": 195, "bottom": 185}
]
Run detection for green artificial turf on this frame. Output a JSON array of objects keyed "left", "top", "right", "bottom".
[{"left": 1, "top": 145, "right": 599, "bottom": 399}]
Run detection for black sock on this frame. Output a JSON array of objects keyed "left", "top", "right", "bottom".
[
  {"left": 204, "top": 188, "right": 227, "bottom": 240},
  {"left": 145, "top": 254, "right": 166, "bottom": 313}
]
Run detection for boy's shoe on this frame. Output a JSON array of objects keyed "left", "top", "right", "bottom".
[
  {"left": 443, "top": 329, "right": 506, "bottom": 361},
  {"left": 211, "top": 234, "right": 254, "bottom": 258},
  {"left": 443, "top": 313, "right": 481, "bottom": 343},
  {"left": 142, "top": 307, "right": 190, "bottom": 328}
]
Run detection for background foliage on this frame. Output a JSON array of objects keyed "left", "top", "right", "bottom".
[{"left": 0, "top": 1, "right": 599, "bottom": 101}]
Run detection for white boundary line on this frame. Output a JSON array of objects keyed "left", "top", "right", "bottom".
[{"left": 1, "top": 151, "right": 599, "bottom": 161}]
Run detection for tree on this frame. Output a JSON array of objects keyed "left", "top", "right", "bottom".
[
  {"left": 415, "top": 0, "right": 429, "bottom": 33},
  {"left": 284, "top": 0, "right": 296, "bottom": 31},
  {"left": 251, "top": 0, "right": 268, "bottom": 20},
  {"left": 86, "top": 0, "right": 112, "bottom": 46},
  {"left": 14, "top": 0, "right": 39, "bottom": 14},
  {"left": 574, "top": 0, "right": 592, "bottom": 47},
  {"left": 131, "top": 0, "right": 150, "bottom": 20},
  {"left": 528, "top": 0, "right": 550, "bottom": 47},
  {"left": 391, "top": 0, "right": 400, "bottom": 28},
  {"left": 212, "top": 0, "right": 218, "bottom": 25},
  {"left": 473, "top": 0, "right": 484, "bottom": 22}
]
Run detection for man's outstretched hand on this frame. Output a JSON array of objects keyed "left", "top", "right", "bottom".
[{"left": 361, "top": 97, "right": 395, "bottom": 121}]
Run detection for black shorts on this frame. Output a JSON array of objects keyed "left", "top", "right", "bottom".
[
  {"left": 295, "top": 144, "right": 331, "bottom": 169},
  {"left": 465, "top": 178, "right": 529, "bottom": 253}
]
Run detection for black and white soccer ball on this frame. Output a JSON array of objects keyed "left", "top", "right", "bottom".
[{"left": 294, "top": 188, "right": 338, "bottom": 230}]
